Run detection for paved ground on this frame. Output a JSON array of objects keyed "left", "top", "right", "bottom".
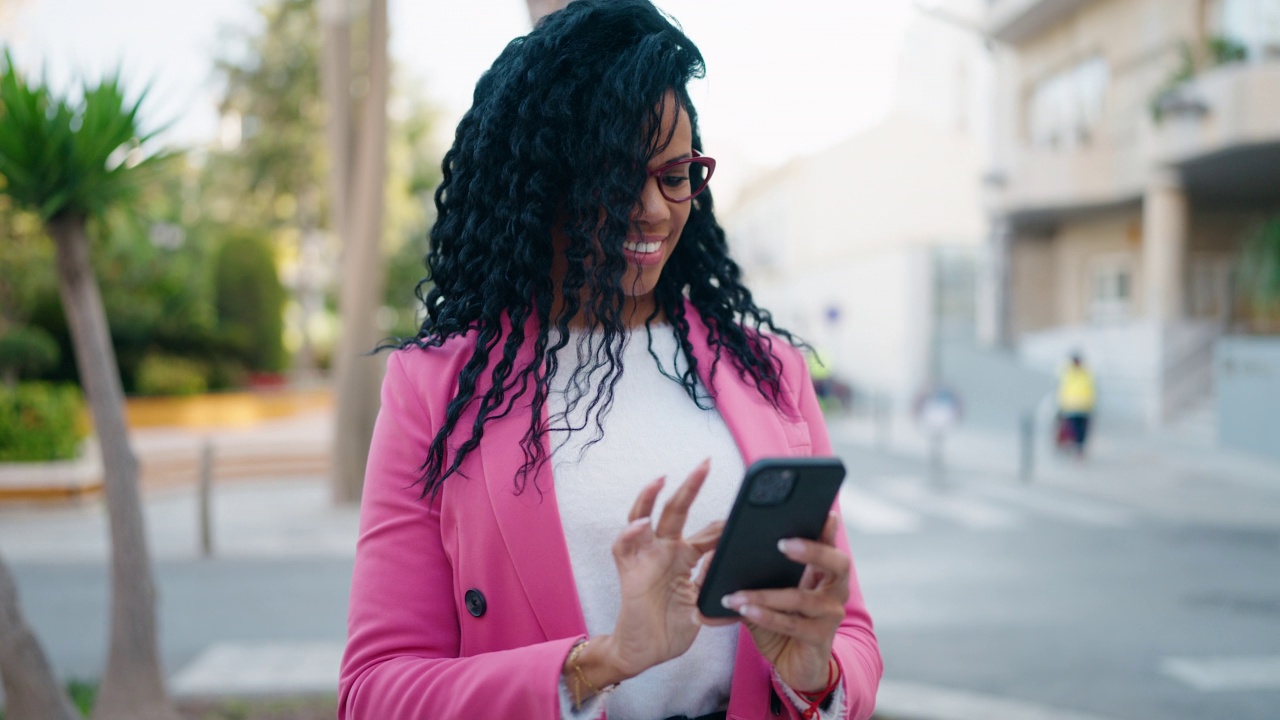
[{"left": 3, "top": 406, "right": 1279, "bottom": 719}]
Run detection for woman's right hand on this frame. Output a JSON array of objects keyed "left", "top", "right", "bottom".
[{"left": 568, "top": 459, "right": 722, "bottom": 691}]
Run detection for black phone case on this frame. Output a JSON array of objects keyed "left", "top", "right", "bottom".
[{"left": 696, "top": 457, "right": 846, "bottom": 619}]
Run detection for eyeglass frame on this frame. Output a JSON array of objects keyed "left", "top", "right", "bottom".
[{"left": 646, "top": 150, "right": 716, "bottom": 203}]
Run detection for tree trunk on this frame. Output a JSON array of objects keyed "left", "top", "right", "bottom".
[
  {"left": 526, "top": 0, "right": 575, "bottom": 25},
  {"left": 325, "top": 0, "right": 390, "bottom": 505},
  {"left": 0, "top": 552, "right": 80, "bottom": 720},
  {"left": 47, "top": 215, "right": 178, "bottom": 720}
]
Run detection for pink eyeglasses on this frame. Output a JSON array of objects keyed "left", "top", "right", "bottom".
[{"left": 646, "top": 150, "right": 716, "bottom": 203}]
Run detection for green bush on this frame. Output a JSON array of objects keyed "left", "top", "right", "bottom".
[
  {"left": 135, "top": 353, "right": 209, "bottom": 396},
  {"left": 214, "top": 233, "right": 286, "bottom": 373},
  {"left": 0, "top": 382, "right": 86, "bottom": 462},
  {"left": 0, "top": 324, "right": 60, "bottom": 381},
  {"left": 1208, "top": 35, "right": 1248, "bottom": 65},
  {"left": 1236, "top": 217, "right": 1280, "bottom": 333}
]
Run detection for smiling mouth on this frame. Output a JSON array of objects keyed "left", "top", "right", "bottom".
[{"left": 623, "top": 239, "right": 661, "bottom": 254}]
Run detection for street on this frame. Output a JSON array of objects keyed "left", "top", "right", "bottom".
[
  {"left": 835, "top": 440, "right": 1280, "bottom": 720},
  {"left": 4, "top": 438, "right": 1280, "bottom": 719}
]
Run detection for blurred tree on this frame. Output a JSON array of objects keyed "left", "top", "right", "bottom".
[
  {"left": 0, "top": 552, "right": 80, "bottom": 720},
  {"left": 0, "top": 52, "right": 180, "bottom": 720},
  {"left": 322, "top": 0, "right": 389, "bottom": 504},
  {"left": 208, "top": 0, "right": 329, "bottom": 374},
  {"left": 214, "top": 232, "right": 287, "bottom": 372},
  {"left": 209, "top": 0, "right": 437, "bottom": 500},
  {"left": 382, "top": 79, "right": 441, "bottom": 339},
  {"left": 0, "top": 324, "right": 59, "bottom": 386},
  {"left": 1236, "top": 217, "right": 1280, "bottom": 335}
]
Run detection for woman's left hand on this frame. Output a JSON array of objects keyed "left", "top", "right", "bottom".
[{"left": 715, "top": 512, "right": 849, "bottom": 692}]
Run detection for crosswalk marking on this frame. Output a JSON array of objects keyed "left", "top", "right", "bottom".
[
  {"left": 877, "top": 679, "right": 1133, "bottom": 720},
  {"left": 839, "top": 486, "right": 921, "bottom": 534},
  {"left": 879, "top": 480, "right": 1022, "bottom": 530},
  {"left": 839, "top": 476, "right": 1138, "bottom": 535},
  {"left": 971, "top": 484, "right": 1133, "bottom": 527},
  {"left": 171, "top": 642, "right": 343, "bottom": 696},
  {"left": 1160, "top": 655, "right": 1280, "bottom": 691}
]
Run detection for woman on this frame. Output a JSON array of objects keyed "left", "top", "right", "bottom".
[{"left": 338, "top": 2, "right": 882, "bottom": 718}]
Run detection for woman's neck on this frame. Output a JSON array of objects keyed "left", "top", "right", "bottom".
[{"left": 551, "top": 293, "right": 663, "bottom": 329}]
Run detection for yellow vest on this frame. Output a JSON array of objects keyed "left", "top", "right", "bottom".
[{"left": 1058, "top": 366, "right": 1096, "bottom": 413}]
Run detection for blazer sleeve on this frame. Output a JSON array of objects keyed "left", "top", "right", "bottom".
[
  {"left": 784, "top": 347, "right": 884, "bottom": 720},
  {"left": 338, "top": 351, "right": 582, "bottom": 719}
]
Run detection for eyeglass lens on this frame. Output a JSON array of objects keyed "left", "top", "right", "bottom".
[{"left": 656, "top": 158, "right": 713, "bottom": 202}]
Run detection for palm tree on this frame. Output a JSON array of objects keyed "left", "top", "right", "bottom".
[
  {"left": 0, "top": 53, "right": 180, "bottom": 720},
  {"left": 0, "top": 554, "right": 79, "bottom": 720}
]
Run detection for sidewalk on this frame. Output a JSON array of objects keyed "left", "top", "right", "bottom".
[
  {"left": 4, "top": 401, "right": 1277, "bottom": 715},
  {"left": 829, "top": 407, "right": 1280, "bottom": 526}
]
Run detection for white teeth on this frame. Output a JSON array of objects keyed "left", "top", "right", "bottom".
[{"left": 623, "top": 241, "right": 660, "bottom": 254}]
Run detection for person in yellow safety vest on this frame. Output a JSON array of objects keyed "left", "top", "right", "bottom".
[{"left": 1057, "top": 353, "right": 1097, "bottom": 456}]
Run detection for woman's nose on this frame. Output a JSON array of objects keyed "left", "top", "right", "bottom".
[{"left": 635, "top": 176, "right": 670, "bottom": 223}]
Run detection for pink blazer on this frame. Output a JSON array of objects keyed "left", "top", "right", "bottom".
[{"left": 339, "top": 304, "right": 882, "bottom": 719}]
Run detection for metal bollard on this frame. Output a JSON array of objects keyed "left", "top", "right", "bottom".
[
  {"left": 928, "top": 431, "right": 947, "bottom": 490},
  {"left": 874, "top": 394, "right": 891, "bottom": 451},
  {"left": 199, "top": 440, "right": 214, "bottom": 557},
  {"left": 1019, "top": 411, "right": 1034, "bottom": 483}
]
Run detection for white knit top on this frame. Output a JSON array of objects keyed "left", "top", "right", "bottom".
[
  {"left": 549, "top": 324, "right": 744, "bottom": 720},
  {"left": 549, "top": 324, "right": 845, "bottom": 720}
]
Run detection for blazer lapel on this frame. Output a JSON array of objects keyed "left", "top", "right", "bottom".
[
  {"left": 682, "top": 301, "right": 808, "bottom": 464},
  {"left": 476, "top": 317, "right": 587, "bottom": 642},
  {"left": 474, "top": 305, "right": 809, "bottom": 645}
]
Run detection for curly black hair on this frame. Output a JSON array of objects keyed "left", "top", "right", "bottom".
[{"left": 403, "top": 0, "right": 803, "bottom": 499}]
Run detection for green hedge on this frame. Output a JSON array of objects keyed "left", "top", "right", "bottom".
[
  {"left": 135, "top": 354, "right": 209, "bottom": 396},
  {"left": 0, "top": 325, "right": 60, "bottom": 381},
  {"left": 0, "top": 382, "right": 87, "bottom": 462},
  {"left": 214, "top": 233, "right": 287, "bottom": 373}
]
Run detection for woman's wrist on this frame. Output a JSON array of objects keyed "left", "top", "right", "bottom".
[
  {"left": 562, "top": 635, "right": 632, "bottom": 705},
  {"left": 779, "top": 651, "right": 835, "bottom": 694}
]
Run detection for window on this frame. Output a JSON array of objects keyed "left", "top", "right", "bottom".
[
  {"left": 1188, "top": 253, "right": 1234, "bottom": 319},
  {"left": 1027, "top": 56, "right": 1110, "bottom": 150},
  {"left": 1217, "top": 0, "right": 1280, "bottom": 61},
  {"left": 1088, "top": 255, "right": 1134, "bottom": 325}
]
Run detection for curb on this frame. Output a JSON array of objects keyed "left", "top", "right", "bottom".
[{"left": 875, "top": 680, "right": 1133, "bottom": 720}]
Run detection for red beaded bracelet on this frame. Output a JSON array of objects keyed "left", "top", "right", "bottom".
[{"left": 794, "top": 659, "right": 841, "bottom": 720}]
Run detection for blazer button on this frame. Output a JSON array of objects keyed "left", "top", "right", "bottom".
[{"left": 464, "top": 588, "right": 486, "bottom": 618}]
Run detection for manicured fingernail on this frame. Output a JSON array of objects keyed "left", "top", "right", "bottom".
[
  {"left": 721, "top": 593, "right": 745, "bottom": 610},
  {"left": 740, "top": 604, "right": 761, "bottom": 620},
  {"left": 778, "top": 538, "right": 803, "bottom": 554}
]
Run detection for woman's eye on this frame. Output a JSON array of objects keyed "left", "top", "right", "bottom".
[{"left": 662, "top": 174, "right": 690, "bottom": 188}]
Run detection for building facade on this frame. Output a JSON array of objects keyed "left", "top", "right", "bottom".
[
  {"left": 725, "top": 6, "right": 992, "bottom": 410},
  {"left": 981, "top": 0, "right": 1280, "bottom": 426}
]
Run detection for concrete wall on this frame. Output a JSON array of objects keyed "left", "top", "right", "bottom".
[
  {"left": 1020, "top": 320, "right": 1163, "bottom": 425},
  {"left": 1054, "top": 209, "right": 1143, "bottom": 324},
  {"left": 747, "top": 246, "right": 935, "bottom": 409},
  {"left": 1215, "top": 337, "right": 1280, "bottom": 460},
  {"left": 1010, "top": 235, "right": 1059, "bottom": 334}
]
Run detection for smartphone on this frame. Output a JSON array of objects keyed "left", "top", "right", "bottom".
[{"left": 696, "top": 457, "right": 846, "bottom": 619}]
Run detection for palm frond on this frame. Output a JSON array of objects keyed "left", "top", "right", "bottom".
[{"left": 0, "top": 49, "right": 178, "bottom": 222}]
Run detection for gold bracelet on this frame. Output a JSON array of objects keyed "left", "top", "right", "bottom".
[{"left": 568, "top": 638, "right": 619, "bottom": 706}]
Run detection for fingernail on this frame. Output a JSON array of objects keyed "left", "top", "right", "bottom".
[
  {"left": 721, "top": 593, "right": 745, "bottom": 610},
  {"left": 740, "top": 604, "right": 761, "bottom": 620},
  {"left": 778, "top": 538, "right": 803, "bottom": 555},
  {"left": 691, "top": 610, "right": 703, "bottom": 624}
]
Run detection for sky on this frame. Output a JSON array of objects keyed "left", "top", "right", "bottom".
[{"left": 1, "top": 0, "right": 918, "bottom": 202}]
